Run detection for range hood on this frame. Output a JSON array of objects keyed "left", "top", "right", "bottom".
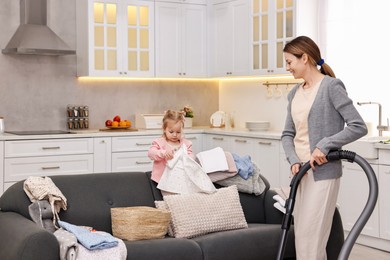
[{"left": 2, "top": 0, "right": 75, "bottom": 56}]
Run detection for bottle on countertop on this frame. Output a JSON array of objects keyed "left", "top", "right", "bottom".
[{"left": 0, "top": 117, "right": 4, "bottom": 134}]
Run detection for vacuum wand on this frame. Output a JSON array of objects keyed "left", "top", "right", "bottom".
[{"left": 276, "top": 150, "right": 378, "bottom": 260}]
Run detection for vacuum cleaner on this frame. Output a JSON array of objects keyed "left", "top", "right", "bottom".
[{"left": 276, "top": 150, "right": 379, "bottom": 260}]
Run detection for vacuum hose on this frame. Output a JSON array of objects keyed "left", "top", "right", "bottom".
[{"left": 276, "top": 150, "right": 378, "bottom": 260}]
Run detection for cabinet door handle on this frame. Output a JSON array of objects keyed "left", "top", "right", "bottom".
[
  {"left": 42, "top": 146, "right": 61, "bottom": 150},
  {"left": 212, "top": 137, "right": 224, "bottom": 141},
  {"left": 235, "top": 139, "right": 247, "bottom": 143},
  {"left": 187, "top": 137, "right": 197, "bottom": 140},
  {"left": 258, "top": 141, "right": 271, "bottom": 145},
  {"left": 136, "top": 142, "right": 151, "bottom": 146},
  {"left": 41, "top": 166, "right": 60, "bottom": 170},
  {"left": 136, "top": 161, "right": 152, "bottom": 164}
]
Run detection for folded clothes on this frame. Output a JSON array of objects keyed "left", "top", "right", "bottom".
[
  {"left": 272, "top": 194, "right": 286, "bottom": 207},
  {"left": 196, "top": 147, "right": 229, "bottom": 173},
  {"left": 273, "top": 202, "right": 286, "bottom": 214},
  {"left": 232, "top": 153, "right": 253, "bottom": 180},
  {"left": 208, "top": 152, "right": 238, "bottom": 182},
  {"left": 58, "top": 220, "right": 118, "bottom": 250}
]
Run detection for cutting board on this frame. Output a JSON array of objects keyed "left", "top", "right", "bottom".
[{"left": 99, "top": 128, "right": 138, "bottom": 132}]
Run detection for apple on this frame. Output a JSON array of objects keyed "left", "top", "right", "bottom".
[
  {"left": 113, "top": 115, "right": 121, "bottom": 122},
  {"left": 105, "top": 120, "right": 113, "bottom": 126}
]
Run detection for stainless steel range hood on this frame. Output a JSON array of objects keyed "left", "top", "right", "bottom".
[{"left": 2, "top": 0, "right": 75, "bottom": 56}]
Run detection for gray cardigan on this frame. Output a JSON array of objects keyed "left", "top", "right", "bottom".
[{"left": 281, "top": 75, "right": 368, "bottom": 181}]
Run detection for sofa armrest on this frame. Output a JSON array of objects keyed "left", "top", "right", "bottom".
[{"left": 0, "top": 211, "right": 59, "bottom": 260}]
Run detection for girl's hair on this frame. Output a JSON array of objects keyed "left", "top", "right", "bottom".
[
  {"left": 162, "top": 109, "right": 185, "bottom": 130},
  {"left": 283, "top": 36, "right": 335, "bottom": 78}
]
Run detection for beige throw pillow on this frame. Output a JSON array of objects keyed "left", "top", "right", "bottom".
[{"left": 162, "top": 185, "right": 248, "bottom": 238}]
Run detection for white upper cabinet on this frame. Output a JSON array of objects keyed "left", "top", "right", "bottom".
[
  {"left": 251, "top": 0, "right": 296, "bottom": 75},
  {"left": 209, "top": 0, "right": 251, "bottom": 77},
  {"left": 155, "top": 1, "right": 207, "bottom": 77},
  {"left": 77, "top": 0, "right": 154, "bottom": 77}
]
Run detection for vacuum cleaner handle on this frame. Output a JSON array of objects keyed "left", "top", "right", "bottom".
[{"left": 276, "top": 150, "right": 378, "bottom": 260}]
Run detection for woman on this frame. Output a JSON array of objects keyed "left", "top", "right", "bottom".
[{"left": 281, "top": 36, "right": 367, "bottom": 259}]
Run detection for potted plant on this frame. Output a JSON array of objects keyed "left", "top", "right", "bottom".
[{"left": 182, "top": 106, "right": 194, "bottom": 128}]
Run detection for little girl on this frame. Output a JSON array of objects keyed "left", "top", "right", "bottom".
[
  {"left": 148, "top": 110, "right": 215, "bottom": 195},
  {"left": 148, "top": 110, "right": 193, "bottom": 184}
]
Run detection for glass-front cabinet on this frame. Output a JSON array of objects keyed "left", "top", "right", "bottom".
[
  {"left": 77, "top": 0, "right": 154, "bottom": 77},
  {"left": 251, "top": 0, "right": 295, "bottom": 75}
]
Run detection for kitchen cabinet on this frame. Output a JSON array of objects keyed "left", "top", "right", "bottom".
[
  {"left": 0, "top": 141, "right": 3, "bottom": 195},
  {"left": 93, "top": 137, "right": 112, "bottom": 173},
  {"left": 379, "top": 165, "right": 390, "bottom": 240},
  {"left": 111, "top": 135, "right": 157, "bottom": 172},
  {"left": 209, "top": 0, "right": 250, "bottom": 76},
  {"left": 155, "top": 1, "right": 207, "bottom": 77},
  {"left": 186, "top": 134, "right": 203, "bottom": 154},
  {"left": 279, "top": 143, "right": 291, "bottom": 188},
  {"left": 203, "top": 134, "right": 231, "bottom": 151},
  {"left": 3, "top": 138, "right": 94, "bottom": 193},
  {"left": 251, "top": 0, "right": 296, "bottom": 75},
  {"left": 338, "top": 161, "right": 380, "bottom": 238},
  {"left": 77, "top": 0, "right": 154, "bottom": 77},
  {"left": 251, "top": 138, "right": 280, "bottom": 187}
]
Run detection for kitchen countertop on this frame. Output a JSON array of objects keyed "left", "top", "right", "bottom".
[{"left": 0, "top": 127, "right": 283, "bottom": 141}]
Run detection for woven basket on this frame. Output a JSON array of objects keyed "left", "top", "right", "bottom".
[{"left": 111, "top": 206, "right": 171, "bottom": 241}]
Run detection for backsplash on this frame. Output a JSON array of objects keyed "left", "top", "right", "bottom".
[{"left": 0, "top": 0, "right": 219, "bottom": 131}]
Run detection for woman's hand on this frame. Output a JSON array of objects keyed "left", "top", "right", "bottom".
[
  {"left": 291, "top": 163, "right": 301, "bottom": 176},
  {"left": 310, "top": 148, "right": 328, "bottom": 170}
]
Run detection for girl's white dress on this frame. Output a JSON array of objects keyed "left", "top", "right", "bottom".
[{"left": 157, "top": 144, "right": 216, "bottom": 195}]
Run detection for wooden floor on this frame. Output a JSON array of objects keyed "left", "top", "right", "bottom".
[{"left": 349, "top": 244, "right": 390, "bottom": 260}]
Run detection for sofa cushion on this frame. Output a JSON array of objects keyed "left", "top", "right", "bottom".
[
  {"left": 192, "top": 223, "right": 296, "bottom": 260},
  {"left": 163, "top": 186, "right": 248, "bottom": 238},
  {"left": 124, "top": 237, "right": 202, "bottom": 260}
]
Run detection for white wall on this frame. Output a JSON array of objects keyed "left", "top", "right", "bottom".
[
  {"left": 220, "top": 0, "right": 390, "bottom": 136},
  {"left": 320, "top": 0, "right": 390, "bottom": 136},
  {"left": 219, "top": 78, "right": 292, "bottom": 131}
]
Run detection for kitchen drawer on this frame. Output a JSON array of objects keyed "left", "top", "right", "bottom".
[
  {"left": 4, "top": 154, "right": 94, "bottom": 182},
  {"left": 5, "top": 138, "right": 93, "bottom": 158},
  {"left": 112, "top": 136, "right": 157, "bottom": 152},
  {"left": 379, "top": 149, "right": 390, "bottom": 165},
  {"left": 112, "top": 151, "right": 153, "bottom": 172}
]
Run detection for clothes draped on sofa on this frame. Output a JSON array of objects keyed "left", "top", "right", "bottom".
[{"left": 23, "top": 176, "right": 67, "bottom": 226}]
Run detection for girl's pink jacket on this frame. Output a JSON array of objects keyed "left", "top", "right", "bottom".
[{"left": 147, "top": 136, "right": 194, "bottom": 183}]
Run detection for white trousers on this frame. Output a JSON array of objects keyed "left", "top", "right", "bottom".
[{"left": 294, "top": 171, "right": 340, "bottom": 260}]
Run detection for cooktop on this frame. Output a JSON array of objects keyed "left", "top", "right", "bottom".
[{"left": 6, "top": 130, "right": 74, "bottom": 135}]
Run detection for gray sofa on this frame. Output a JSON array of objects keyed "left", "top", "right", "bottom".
[{"left": 0, "top": 171, "right": 344, "bottom": 260}]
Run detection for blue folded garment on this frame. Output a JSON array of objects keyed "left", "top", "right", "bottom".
[
  {"left": 232, "top": 153, "right": 254, "bottom": 180},
  {"left": 58, "top": 220, "right": 118, "bottom": 250}
]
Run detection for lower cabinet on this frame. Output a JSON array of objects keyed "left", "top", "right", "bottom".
[
  {"left": 338, "top": 161, "right": 380, "bottom": 237},
  {"left": 252, "top": 138, "right": 280, "bottom": 188},
  {"left": 0, "top": 141, "right": 4, "bottom": 195},
  {"left": 93, "top": 137, "right": 112, "bottom": 173},
  {"left": 3, "top": 138, "right": 94, "bottom": 193},
  {"left": 203, "top": 134, "right": 231, "bottom": 151},
  {"left": 279, "top": 146, "right": 291, "bottom": 188},
  {"left": 186, "top": 134, "right": 203, "bottom": 155},
  {"left": 379, "top": 165, "right": 390, "bottom": 240},
  {"left": 111, "top": 135, "right": 157, "bottom": 173}
]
